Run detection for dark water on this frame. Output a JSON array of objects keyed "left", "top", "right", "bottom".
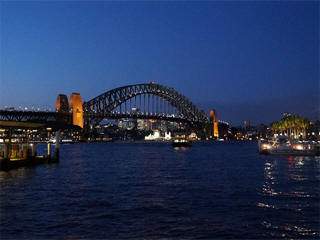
[{"left": 1, "top": 141, "right": 319, "bottom": 239}]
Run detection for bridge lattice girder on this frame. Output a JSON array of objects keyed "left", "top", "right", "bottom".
[
  {"left": 83, "top": 83, "right": 208, "bottom": 123},
  {"left": 0, "top": 110, "right": 71, "bottom": 123}
]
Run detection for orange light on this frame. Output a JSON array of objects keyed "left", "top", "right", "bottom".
[
  {"left": 69, "top": 93, "right": 83, "bottom": 128},
  {"left": 210, "top": 109, "right": 219, "bottom": 138}
]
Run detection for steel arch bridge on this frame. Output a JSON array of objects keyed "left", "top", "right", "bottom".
[{"left": 83, "top": 83, "right": 208, "bottom": 126}]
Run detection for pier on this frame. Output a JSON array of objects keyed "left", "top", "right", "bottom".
[{"left": 0, "top": 122, "right": 63, "bottom": 171}]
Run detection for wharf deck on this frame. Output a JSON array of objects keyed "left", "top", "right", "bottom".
[{"left": 0, "top": 156, "right": 58, "bottom": 171}]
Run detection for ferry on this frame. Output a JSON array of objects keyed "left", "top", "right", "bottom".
[
  {"left": 172, "top": 134, "right": 192, "bottom": 147},
  {"left": 49, "top": 136, "right": 77, "bottom": 144},
  {"left": 258, "top": 136, "right": 319, "bottom": 156}
]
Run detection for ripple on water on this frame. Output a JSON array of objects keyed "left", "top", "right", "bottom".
[{"left": 0, "top": 142, "right": 319, "bottom": 239}]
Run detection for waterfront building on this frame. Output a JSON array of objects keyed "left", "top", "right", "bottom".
[
  {"left": 145, "top": 130, "right": 161, "bottom": 141},
  {"left": 117, "top": 119, "right": 135, "bottom": 130},
  {"left": 137, "top": 119, "right": 153, "bottom": 131},
  {"left": 145, "top": 130, "right": 172, "bottom": 141},
  {"left": 164, "top": 132, "right": 172, "bottom": 140}
]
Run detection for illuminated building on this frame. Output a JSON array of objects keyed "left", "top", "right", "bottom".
[
  {"left": 209, "top": 109, "right": 219, "bottom": 138},
  {"left": 69, "top": 93, "right": 83, "bottom": 128},
  {"left": 55, "top": 94, "right": 69, "bottom": 112}
]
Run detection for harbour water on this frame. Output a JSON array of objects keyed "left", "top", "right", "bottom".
[{"left": 1, "top": 141, "right": 319, "bottom": 239}]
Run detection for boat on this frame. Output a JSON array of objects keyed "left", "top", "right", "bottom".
[
  {"left": 172, "top": 134, "right": 192, "bottom": 147},
  {"left": 258, "top": 136, "right": 319, "bottom": 156},
  {"left": 61, "top": 136, "right": 76, "bottom": 144},
  {"left": 49, "top": 137, "right": 57, "bottom": 144},
  {"left": 49, "top": 136, "right": 77, "bottom": 144}
]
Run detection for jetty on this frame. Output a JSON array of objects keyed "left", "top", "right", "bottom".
[
  {"left": 0, "top": 129, "right": 61, "bottom": 171},
  {"left": 0, "top": 117, "right": 78, "bottom": 171}
]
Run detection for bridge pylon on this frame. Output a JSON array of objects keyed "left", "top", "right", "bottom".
[
  {"left": 209, "top": 109, "right": 219, "bottom": 138},
  {"left": 55, "top": 94, "right": 69, "bottom": 113},
  {"left": 69, "top": 93, "right": 83, "bottom": 128}
]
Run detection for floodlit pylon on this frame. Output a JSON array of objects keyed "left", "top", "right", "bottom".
[
  {"left": 210, "top": 109, "right": 219, "bottom": 138},
  {"left": 55, "top": 94, "right": 69, "bottom": 112},
  {"left": 69, "top": 93, "right": 83, "bottom": 128}
]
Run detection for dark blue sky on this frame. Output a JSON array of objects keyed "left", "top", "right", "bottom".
[{"left": 0, "top": 1, "right": 318, "bottom": 125}]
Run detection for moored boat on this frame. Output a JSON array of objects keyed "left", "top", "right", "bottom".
[
  {"left": 258, "top": 136, "right": 319, "bottom": 156},
  {"left": 172, "top": 134, "right": 192, "bottom": 147},
  {"left": 49, "top": 136, "right": 78, "bottom": 144}
]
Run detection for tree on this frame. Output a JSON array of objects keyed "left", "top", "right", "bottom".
[
  {"left": 301, "top": 118, "right": 310, "bottom": 139},
  {"left": 269, "top": 115, "right": 310, "bottom": 139},
  {"left": 270, "top": 121, "right": 279, "bottom": 134}
]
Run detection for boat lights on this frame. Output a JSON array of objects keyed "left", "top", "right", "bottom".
[
  {"left": 294, "top": 144, "right": 304, "bottom": 150},
  {"left": 262, "top": 144, "right": 272, "bottom": 150}
]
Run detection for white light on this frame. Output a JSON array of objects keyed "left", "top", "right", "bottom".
[{"left": 262, "top": 144, "right": 272, "bottom": 149}]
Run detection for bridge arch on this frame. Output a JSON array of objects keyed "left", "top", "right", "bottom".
[{"left": 83, "top": 83, "right": 208, "bottom": 123}]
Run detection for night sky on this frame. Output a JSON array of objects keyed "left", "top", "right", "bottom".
[{"left": 1, "top": 1, "right": 318, "bottom": 125}]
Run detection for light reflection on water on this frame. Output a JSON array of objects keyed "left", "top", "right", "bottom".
[
  {"left": 0, "top": 142, "right": 319, "bottom": 239},
  {"left": 259, "top": 154, "right": 319, "bottom": 238}
]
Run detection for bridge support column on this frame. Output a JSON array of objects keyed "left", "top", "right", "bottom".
[
  {"left": 22, "top": 144, "right": 28, "bottom": 159},
  {"left": 25, "top": 130, "right": 29, "bottom": 144},
  {"left": 7, "top": 129, "right": 12, "bottom": 158},
  {"left": 30, "top": 143, "right": 36, "bottom": 157},
  {"left": 4, "top": 144, "right": 9, "bottom": 159},
  {"left": 54, "top": 130, "right": 61, "bottom": 161},
  {"left": 47, "top": 130, "right": 51, "bottom": 158},
  {"left": 47, "top": 143, "right": 51, "bottom": 158}
]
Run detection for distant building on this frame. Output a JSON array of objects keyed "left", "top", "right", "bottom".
[
  {"left": 145, "top": 130, "right": 161, "bottom": 141},
  {"left": 137, "top": 119, "right": 147, "bottom": 131},
  {"left": 117, "top": 119, "right": 135, "bottom": 130},
  {"left": 130, "top": 107, "right": 141, "bottom": 115},
  {"left": 164, "top": 132, "right": 172, "bottom": 140},
  {"left": 244, "top": 120, "right": 250, "bottom": 128},
  {"left": 218, "top": 120, "right": 230, "bottom": 139}
]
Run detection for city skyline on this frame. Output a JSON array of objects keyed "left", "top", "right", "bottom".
[{"left": 1, "top": 1, "right": 318, "bottom": 125}]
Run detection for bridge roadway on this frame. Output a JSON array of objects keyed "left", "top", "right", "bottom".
[
  {"left": 0, "top": 110, "right": 198, "bottom": 127},
  {"left": 0, "top": 110, "right": 72, "bottom": 129}
]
